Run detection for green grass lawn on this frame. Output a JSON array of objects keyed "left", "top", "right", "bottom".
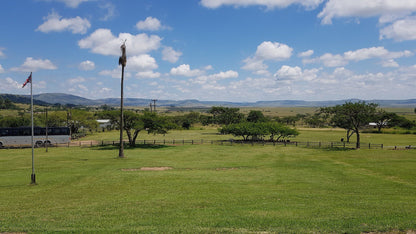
[{"left": 1, "top": 144, "right": 415, "bottom": 233}]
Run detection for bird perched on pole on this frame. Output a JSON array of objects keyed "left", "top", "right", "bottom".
[{"left": 119, "top": 40, "right": 127, "bottom": 67}]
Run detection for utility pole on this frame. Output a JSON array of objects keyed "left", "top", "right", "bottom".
[
  {"left": 152, "top": 99, "right": 157, "bottom": 113},
  {"left": 118, "top": 40, "right": 127, "bottom": 158},
  {"left": 45, "top": 107, "right": 48, "bottom": 153}
]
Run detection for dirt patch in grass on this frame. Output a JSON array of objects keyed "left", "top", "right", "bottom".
[
  {"left": 122, "top": 167, "right": 173, "bottom": 171},
  {"left": 215, "top": 167, "right": 239, "bottom": 171},
  {"left": 362, "top": 230, "right": 416, "bottom": 234}
]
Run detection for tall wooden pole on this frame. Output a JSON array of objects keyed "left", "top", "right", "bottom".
[
  {"left": 30, "top": 73, "right": 36, "bottom": 184},
  {"left": 119, "top": 41, "right": 127, "bottom": 158},
  {"left": 119, "top": 64, "right": 125, "bottom": 158},
  {"left": 45, "top": 107, "right": 48, "bottom": 153}
]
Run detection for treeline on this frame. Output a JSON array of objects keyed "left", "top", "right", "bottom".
[
  {"left": 0, "top": 97, "right": 18, "bottom": 110},
  {"left": 1, "top": 102, "right": 415, "bottom": 148}
]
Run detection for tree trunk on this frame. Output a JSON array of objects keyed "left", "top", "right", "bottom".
[
  {"left": 131, "top": 129, "right": 141, "bottom": 147},
  {"left": 356, "top": 131, "right": 360, "bottom": 149},
  {"left": 125, "top": 128, "right": 133, "bottom": 147},
  {"left": 346, "top": 129, "right": 354, "bottom": 142}
]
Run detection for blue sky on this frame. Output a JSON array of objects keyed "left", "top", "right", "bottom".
[{"left": 1, "top": 0, "right": 416, "bottom": 102}]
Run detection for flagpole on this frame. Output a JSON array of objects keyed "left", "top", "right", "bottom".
[{"left": 30, "top": 72, "right": 36, "bottom": 184}]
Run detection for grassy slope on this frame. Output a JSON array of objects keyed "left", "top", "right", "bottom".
[{"left": 1, "top": 144, "right": 415, "bottom": 233}]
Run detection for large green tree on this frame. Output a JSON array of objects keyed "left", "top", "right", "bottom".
[
  {"left": 100, "top": 110, "right": 175, "bottom": 146},
  {"left": 321, "top": 101, "right": 378, "bottom": 149},
  {"left": 209, "top": 106, "right": 244, "bottom": 125},
  {"left": 246, "top": 110, "right": 267, "bottom": 123},
  {"left": 220, "top": 122, "right": 298, "bottom": 141}
]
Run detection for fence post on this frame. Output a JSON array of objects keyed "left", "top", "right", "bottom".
[
  {"left": 67, "top": 142, "right": 70, "bottom": 147},
  {"left": 369, "top": 143, "right": 371, "bottom": 149},
  {"left": 381, "top": 144, "right": 383, "bottom": 149},
  {"left": 90, "top": 141, "right": 92, "bottom": 147},
  {"left": 296, "top": 142, "right": 298, "bottom": 147},
  {"left": 319, "top": 142, "right": 321, "bottom": 148},
  {"left": 201, "top": 139, "right": 203, "bottom": 144},
  {"left": 343, "top": 142, "right": 345, "bottom": 148},
  {"left": 79, "top": 141, "right": 81, "bottom": 147},
  {"left": 183, "top": 139, "right": 185, "bottom": 145}
]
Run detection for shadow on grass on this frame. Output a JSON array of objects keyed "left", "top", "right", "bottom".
[
  {"left": 92, "top": 144, "right": 173, "bottom": 151},
  {"left": 323, "top": 147, "right": 356, "bottom": 152}
]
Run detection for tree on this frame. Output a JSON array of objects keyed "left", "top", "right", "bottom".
[
  {"left": 389, "top": 114, "right": 416, "bottom": 129},
  {"left": 67, "top": 109, "right": 98, "bottom": 137},
  {"left": 220, "top": 122, "right": 268, "bottom": 141},
  {"left": 0, "top": 97, "right": 18, "bottom": 110},
  {"left": 247, "top": 110, "right": 267, "bottom": 123},
  {"left": 141, "top": 111, "right": 177, "bottom": 135},
  {"left": 304, "top": 113, "right": 327, "bottom": 128},
  {"left": 321, "top": 101, "right": 378, "bottom": 149},
  {"left": 373, "top": 110, "right": 395, "bottom": 132},
  {"left": 100, "top": 110, "right": 144, "bottom": 146},
  {"left": 265, "top": 122, "right": 299, "bottom": 141},
  {"left": 209, "top": 106, "right": 244, "bottom": 125},
  {"left": 99, "top": 110, "right": 176, "bottom": 146},
  {"left": 220, "top": 122, "right": 299, "bottom": 141}
]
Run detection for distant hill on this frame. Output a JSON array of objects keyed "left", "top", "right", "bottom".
[
  {"left": 0, "top": 94, "right": 50, "bottom": 106},
  {"left": 1, "top": 93, "right": 415, "bottom": 108},
  {"left": 33, "top": 93, "right": 101, "bottom": 106}
]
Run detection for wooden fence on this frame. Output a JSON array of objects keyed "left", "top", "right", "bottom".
[{"left": 2, "top": 139, "right": 408, "bottom": 150}]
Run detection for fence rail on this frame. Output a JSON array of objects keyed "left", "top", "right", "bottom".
[{"left": 2, "top": 139, "right": 413, "bottom": 150}]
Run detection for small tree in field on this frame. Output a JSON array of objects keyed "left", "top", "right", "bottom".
[{"left": 321, "top": 101, "right": 378, "bottom": 149}]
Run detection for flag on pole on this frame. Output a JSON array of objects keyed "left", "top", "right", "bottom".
[{"left": 22, "top": 72, "right": 32, "bottom": 88}]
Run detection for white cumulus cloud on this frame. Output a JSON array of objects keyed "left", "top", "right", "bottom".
[
  {"left": 298, "top": 50, "right": 314, "bottom": 57},
  {"left": 11, "top": 57, "right": 57, "bottom": 72},
  {"left": 99, "top": 68, "right": 132, "bottom": 79},
  {"left": 162, "top": 47, "right": 182, "bottom": 63},
  {"left": 242, "top": 41, "right": 293, "bottom": 74},
  {"left": 0, "top": 77, "right": 21, "bottom": 91},
  {"left": 78, "top": 28, "right": 162, "bottom": 56},
  {"left": 52, "top": 0, "right": 91, "bottom": 8},
  {"left": 380, "top": 16, "right": 416, "bottom": 41},
  {"left": 318, "top": 0, "right": 416, "bottom": 25},
  {"left": 275, "top": 65, "right": 303, "bottom": 80},
  {"left": 136, "top": 17, "right": 163, "bottom": 31},
  {"left": 170, "top": 64, "right": 203, "bottom": 77},
  {"left": 128, "top": 54, "right": 158, "bottom": 71},
  {"left": 200, "top": 0, "right": 324, "bottom": 10},
  {"left": 304, "top": 46, "right": 413, "bottom": 67},
  {"left": 0, "top": 64, "right": 4, "bottom": 73},
  {"left": 255, "top": 41, "right": 293, "bottom": 61},
  {"left": 136, "top": 71, "right": 161, "bottom": 79},
  {"left": 36, "top": 11, "right": 91, "bottom": 34},
  {"left": 79, "top": 60, "right": 95, "bottom": 70}
]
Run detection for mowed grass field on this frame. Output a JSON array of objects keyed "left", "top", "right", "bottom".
[{"left": 1, "top": 137, "right": 416, "bottom": 233}]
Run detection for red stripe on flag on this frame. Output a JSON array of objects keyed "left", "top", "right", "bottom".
[{"left": 22, "top": 73, "right": 32, "bottom": 88}]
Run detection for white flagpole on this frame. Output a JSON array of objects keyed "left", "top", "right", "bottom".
[{"left": 30, "top": 72, "right": 36, "bottom": 184}]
